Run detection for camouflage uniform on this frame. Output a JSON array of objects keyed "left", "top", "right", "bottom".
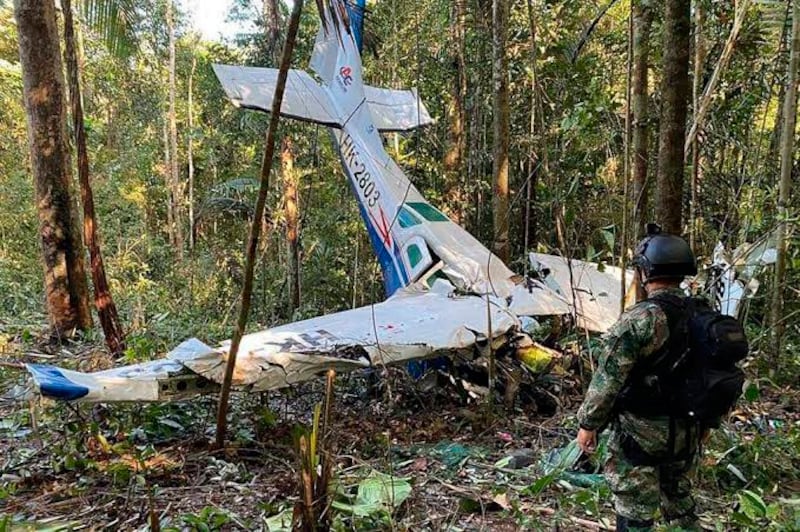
[{"left": 577, "top": 287, "right": 700, "bottom": 530}]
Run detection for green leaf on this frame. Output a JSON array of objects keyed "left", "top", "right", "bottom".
[
  {"left": 730, "top": 511, "right": 757, "bottom": 527},
  {"left": 265, "top": 509, "right": 293, "bottom": 532},
  {"left": 79, "top": 0, "right": 139, "bottom": 59},
  {"left": 526, "top": 473, "right": 555, "bottom": 495},
  {"left": 739, "top": 489, "right": 768, "bottom": 519},
  {"left": 744, "top": 381, "right": 760, "bottom": 402},
  {"left": 541, "top": 440, "right": 581, "bottom": 475},
  {"left": 332, "top": 473, "right": 412, "bottom": 517},
  {"left": 600, "top": 229, "right": 615, "bottom": 252}
]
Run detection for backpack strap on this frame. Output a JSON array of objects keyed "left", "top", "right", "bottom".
[{"left": 625, "top": 294, "right": 690, "bottom": 393}]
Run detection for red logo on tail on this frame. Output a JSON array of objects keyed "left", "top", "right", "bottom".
[{"left": 339, "top": 66, "right": 353, "bottom": 86}]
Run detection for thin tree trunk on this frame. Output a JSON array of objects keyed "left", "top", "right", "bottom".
[
  {"left": 215, "top": 0, "right": 303, "bottom": 449},
  {"left": 188, "top": 53, "right": 196, "bottom": 250},
  {"left": 632, "top": 0, "right": 654, "bottom": 240},
  {"left": 166, "top": 0, "right": 183, "bottom": 260},
  {"left": 685, "top": 0, "right": 752, "bottom": 153},
  {"left": 14, "top": 0, "right": 92, "bottom": 336},
  {"left": 264, "top": 0, "right": 282, "bottom": 64},
  {"left": 770, "top": 0, "right": 800, "bottom": 368},
  {"left": 655, "top": 0, "right": 691, "bottom": 234},
  {"left": 163, "top": 118, "right": 175, "bottom": 246},
  {"left": 769, "top": 2, "right": 794, "bottom": 165},
  {"left": 282, "top": 137, "right": 301, "bottom": 315},
  {"left": 444, "top": 0, "right": 467, "bottom": 224},
  {"left": 525, "top": 0, "right": 541, "bottom": 252},
  {"left": 621, "top": 1, "right": 633, "bottom": 311},
  {"left": 492, "top": 0, "right": 510, "bottom": 263},
  {"left": 62, "top": 0, "right": 125, "bottom": 354},
  {"left": 689, "top": 0, "right": 706, "bottom": 250}
]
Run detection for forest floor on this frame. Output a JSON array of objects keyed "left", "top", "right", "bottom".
[{"left": 1, "top": 335, "right": 799, "bottom": 531}]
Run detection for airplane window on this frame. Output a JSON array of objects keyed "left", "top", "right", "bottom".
[
  {"left": 407, "top": 244, "right": 422, "bottom": 268},
  {"left": 408, "top": 202, "right": 449, "bottom": 222},
  {"left": 424, "top": 270, "right": 449, "bottom": 288},
  {"left": 397, "top": 206, "right": 422, "bottom": 228}
]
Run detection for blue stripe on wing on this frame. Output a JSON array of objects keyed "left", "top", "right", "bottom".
[{"left": 26, "top": 364, "right": 90, "bottom": 401}]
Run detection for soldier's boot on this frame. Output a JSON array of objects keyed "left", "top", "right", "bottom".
[{"left": 615, "top": 514, "right": 654, "bottom": 532}]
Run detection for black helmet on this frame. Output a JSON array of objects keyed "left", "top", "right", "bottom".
[{"left": 632, "top": 223, "right": 697, "bottom": 282}]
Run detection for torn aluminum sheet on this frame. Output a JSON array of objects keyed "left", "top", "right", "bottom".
[
  {"left": 26, "top": 356, "right": 214, "bottom": 403},
  {"left": 176, "top": 289, "right": 519, "bottom": 392},
  {"left": 529, "top": 253, "right": 634, "bottom": 332},
  {"left": 26, "top": 291, "right": 518, "bottom": 403},
  {"left": 709, "top": 242, "right": 747, "bottom": 317},
  {"left": 707, "top": 234, "right": 779, "bottom": 318}
]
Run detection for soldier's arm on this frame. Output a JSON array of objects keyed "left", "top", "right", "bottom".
[{"left": 576, "top": 304, "right": 664, "bottom": 431}]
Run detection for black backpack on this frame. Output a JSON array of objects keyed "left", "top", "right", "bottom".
[{"left": 619, "top": 294, "right": 749, "bottom": 426}]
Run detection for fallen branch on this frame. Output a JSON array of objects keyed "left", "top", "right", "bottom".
[{"left": 535, "top": 506, "right": 614, "bottom": 530}]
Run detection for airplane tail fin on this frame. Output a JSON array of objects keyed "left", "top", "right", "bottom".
[{"left": 310, "top": 0, "right": 366, "bottom": 120}]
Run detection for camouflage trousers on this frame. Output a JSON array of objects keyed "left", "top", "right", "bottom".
[{"left": 604, "top": 433, "right": 700, "bottom": 530}]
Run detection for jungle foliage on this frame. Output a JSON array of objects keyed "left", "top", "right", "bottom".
[{"left": 0, "top": 0, "right": 799, "bottom": 529}]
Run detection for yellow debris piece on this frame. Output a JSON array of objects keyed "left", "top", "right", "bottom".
[{"left": 516, "top": 343, "right": 560, "bottom": 373}]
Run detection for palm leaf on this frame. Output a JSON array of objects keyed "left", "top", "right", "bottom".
[
  {"left": 79, "top": 0, "right": 139, "bottom": 58},
  {"left": 196, "top": 197, "right": 254, "bottom": 222},
  {"left": 210, "top": 177, "right": 260, "bottom": 196}
]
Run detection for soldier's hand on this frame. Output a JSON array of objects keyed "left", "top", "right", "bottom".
[{"left": 577, "top": 428, "right": 597, "bottom": 454}]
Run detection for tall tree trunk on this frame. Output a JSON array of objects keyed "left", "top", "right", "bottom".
[
  {"left": 444, "top": 0, "right": 467, "bottom": 224},
  {"left": 492, "top": 0, "right": 510, "bottom": 263},
  {"left": 282, "top": 138, "right": 301, "bottom": 315},
  {"left": 163, "top": 117, "right": 175, "bottom": 246},
  {"left": 166, "top": 0, "right": 183, "bottom": 260},
  {"left": 62, "top": 0, "right": 125, "bottom": 354},
  {"left": 684, "top": 0, "right": 752, "bottom": 152},
  {"left": 689, "top": 0, "right": 706, "bottom": 249},
  {"left": 264, "top": 0, "right": 282, "bottom": 64},
  {"left": 632, "top": 0, "right": 654, "bottom": 239},
  {"left": 525, "top": 0, "right": 542, "bottom": 251},
  {"left": 14, "top": 0, "right": 92, "bottom": 335},
  {"left": 770, "top": 0, "right": 800, "bottom": 368},
  {"left": 768, "top": 2, "right": 794, "bottom": 166},
  {"left": 188, "top": 53, "right": 196, "bottom": 250},
  {"left": 655, "top": 0, "right": 691, "bottom": 234},
  {"left": 215, "top": 0, "right": 303, "bottom": 449}
]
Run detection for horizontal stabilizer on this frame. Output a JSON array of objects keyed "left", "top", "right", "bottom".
[
  {"left": 213, "top": 64, "right": 342, "bottom": 127},
  {"left": 364, "top": 86, "right": 433, "bottom": 132},
  {"left": 213, "top": 64, "right": 432, "bottom": 132}
]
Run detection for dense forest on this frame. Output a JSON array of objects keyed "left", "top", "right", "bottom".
[{"left": 0, "top": 0, "right": 798, "bottom": 529}]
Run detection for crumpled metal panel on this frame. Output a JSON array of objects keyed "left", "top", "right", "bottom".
[
  {"left": 26, "top": 290, "right": 518, "bottom": 403},
  {"left": 174, "top": 289, "right": 519, "bottom": 391},
  {"left": 529, "top": 253, "right": 634, "bottom": 333}
]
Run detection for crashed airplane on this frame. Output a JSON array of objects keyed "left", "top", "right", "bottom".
[{"left": 24, "top": 0, "right": 763, "bottom": 404}]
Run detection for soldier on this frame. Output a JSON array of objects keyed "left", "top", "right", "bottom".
[{"left": 575, "top": 227, "right": 702, "bottom": 531}]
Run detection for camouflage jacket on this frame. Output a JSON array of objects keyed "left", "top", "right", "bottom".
[{"left": 577, "top": 287, "right": 697, "bottom": 455}]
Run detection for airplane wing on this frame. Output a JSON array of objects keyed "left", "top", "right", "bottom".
[
  {"left": 529, "top": 253, "right": 634, "bottom": 333},
  {"left": 26, "top": 289, "right": 519, "bottom": 403}
]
